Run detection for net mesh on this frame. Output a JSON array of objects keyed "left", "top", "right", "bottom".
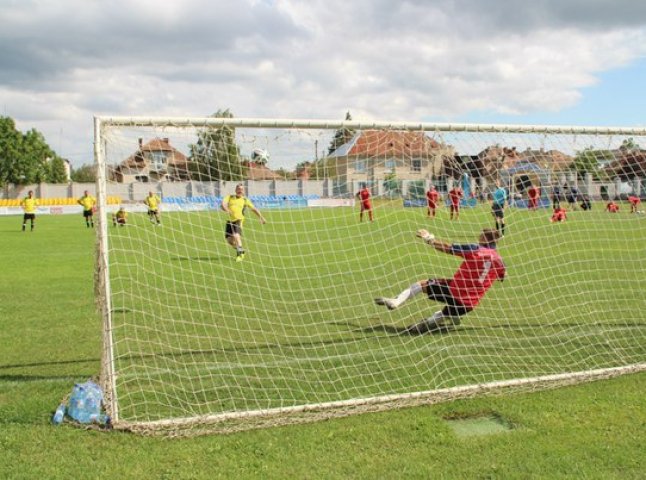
[{"left": 95, "top": 118, "right": 646, "bottom": 436}]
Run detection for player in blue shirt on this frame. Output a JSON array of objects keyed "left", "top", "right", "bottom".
[{"left": 491, "top": 180, "right": 508, "bottom": 237}]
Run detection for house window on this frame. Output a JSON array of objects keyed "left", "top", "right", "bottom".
[
  {"left": 411, "top": 159, "right": 422, "bottom": 173},
  {"left": 151, "top": 152, "right": 167, "bottom": 171},
  {"left": 385, "top": 159, "right": 396, "bottom": 172},
  {"left": 355, "top": 160, "right": 366, "bottom": 173}
]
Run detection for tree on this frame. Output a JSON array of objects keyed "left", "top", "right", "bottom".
[
  {"left": 71, "top": 164, "right": 97, "bottom": 183},
  {"left": 570, "top": 147, "right": 613, "bottom": 181},
  {"left": 620, "top": 138, "right": 641, "bottom": 152},
  {"left": 0, "top": 117, "right": 25, "bottom": 185},
  {"left": 188, "top": 109, "right": 245, "bottom": 181},
  {"left": 294, "top": 158, "right": 338, "bottom": 180},
  {"left": 48, "top": 157, "right": 68, "bottom": 183},
  {"left": 327, "top": 111, "right": 356, "bottom": 155},
  {"left": 21, "top": 129, "right": 53, "bottom": 183},
  {"left": 273, "top": 167, "right": 294, "bottom": 180},
  {"left": 383, "top": 172, "right": 401, "bottom": 198},
  {"left": 0, "top": 117, "right": 58, "bottom": 185}
]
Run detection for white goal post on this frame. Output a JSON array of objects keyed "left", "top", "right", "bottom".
[{"left": 94, "top": 116, "right": 646, "bottom": 436}]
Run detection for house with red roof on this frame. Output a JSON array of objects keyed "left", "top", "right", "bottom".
[
  {"left": 244, "top": 161, "right": 283, "bottom": 181},
  {"left": 114, "top": 138, "right": 190, "bottom": 183},
  {"left": 326, "top": 130, "right": 454, "bottom": 185}
]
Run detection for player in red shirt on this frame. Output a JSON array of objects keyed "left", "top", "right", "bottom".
[
  {"left": 527, "top": 184, "right": 540, "bottom": 210},
  {"left": 374, "top": 228, "right": 505, "bottom": 333},
  {"left": 447, "top": 186, "right": 463, "bottom": 220},
  {"left": 356, "top": 184, "right": 374, "bottom": 222},
  {"left": 426, "top": 185, "right": 440, "bottom": 217},
  {"left": 606, "top": 201, "right": 619, "bottom": 213},
  {"left": 550, "top": 206, "right": 567, "bottom": 223},
  {"left": 627, "top": 195, "right": 641, "bottom": 213}
]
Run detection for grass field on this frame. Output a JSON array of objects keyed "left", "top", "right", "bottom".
[
  {"left": 105, "top": 202, "right": 646, "bottom": 424},
  {"left": 1, "top": 203, "right": 645, "bottom": 478}
]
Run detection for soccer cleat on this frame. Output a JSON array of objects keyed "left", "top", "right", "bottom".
[
  {"left": 236, "top": 253, "right": 245, "bottom": 262},
  {"left": 404, "top": 317, "right": 451, "bottom": 335},
  {"left": 404, "top": 319, "right": 433, "bottom": 335},
  {"left": 374, "top": 297, "right": 397, "bottom": 310}
]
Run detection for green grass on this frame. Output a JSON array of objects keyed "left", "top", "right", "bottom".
[
  {"left": 1, "top": 205, "right": 645, "bottom": 479},
  {"left": 105, "top": 203, "right": 645, "bottom": 422}
]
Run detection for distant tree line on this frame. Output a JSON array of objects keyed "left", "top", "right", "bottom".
[
  {"left": 0, "top": 116, "right": 68, "bottom": 185},
  {"left": 0, "top": 116, "right": 100, "bottom": 185}
]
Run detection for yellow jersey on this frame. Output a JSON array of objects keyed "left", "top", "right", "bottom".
[
  {"left": 144, "top": 194, "right": 160, "bottom": 210},
  {"left": 224, "top": 195, "right": 254, "bottom": 223},
  {"left": 22, "top": 196, "right": 38, "bottom": 214},
  {"left": 115, "top": 210, "right": 128, "bottom": 221},
  {"left": 78, "top": 194, "right": 96, "bottom": 211}
]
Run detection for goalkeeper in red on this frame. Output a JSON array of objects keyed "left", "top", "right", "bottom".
[{"left": 375, "top": 228, "right": 505, "bottom": 333}]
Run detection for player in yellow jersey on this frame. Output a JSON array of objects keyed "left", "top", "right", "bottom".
[
  {"left": 21, "top": 190, "right": 38, "bottom": 232},
  {"left": 77, "top": 190, "right": 97, "bottom": 228},
  {"left": 221, "top": 184, "right": 266, "bottom": 261},
  {"left": 112, "top": 207, "right": 128, "bottom": 226},
  {"left": 144, "top": 191, "right": 161, "bottom": 225}
]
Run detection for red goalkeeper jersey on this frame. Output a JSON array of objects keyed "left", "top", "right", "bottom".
[{"left": 448, "top": 244, "right": 506, "bottom": 307}]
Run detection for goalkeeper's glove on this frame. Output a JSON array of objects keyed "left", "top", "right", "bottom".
[{"left": 416, "top": 229, "right": 435, "bottom": 244}]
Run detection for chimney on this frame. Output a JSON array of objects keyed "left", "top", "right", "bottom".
[
  {"left": 138, "top": 138, "right": 143, "bottom": 147},
  {"left": 163, "top": 138, "right": 169, "bottom": 144}
]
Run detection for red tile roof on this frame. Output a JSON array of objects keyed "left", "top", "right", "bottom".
[
  {"left": 246, "top": 162, "right": 282, "bottom": 180},
  {"left": 344, "top": 130, "right": 441, "bottom": 157},
  {"left": 120, "top": 138, "right": 188, "bottom": 168}
]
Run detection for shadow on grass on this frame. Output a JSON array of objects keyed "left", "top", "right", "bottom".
[
  {"left": 0, "top": 334, "right": 371, "bottom": 374},
  {"left": 170, "top": 255, "right": 228, "bottom": 263},
  {"left": 3, "top": 320, "right": 642, "bottom": 377},
  {"left": 0, "top": 374, "right": 84, "bottom": 382},
  {"left": 334, "top": 320, "right": 646, "bottom": 336},
  {"left": 0, "top": 357, "right": 99, "bottom": 370},
  {"left": 340, "top": 322, "right": 454, "bottom": 336}
]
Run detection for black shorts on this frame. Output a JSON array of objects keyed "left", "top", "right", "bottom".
[
  {"left": 83, "top": 209, "right": 93, "bottom": 218},
  {"left": 225, "top": 221, "right": 242, "bottom": 238},
  {"left": 148, "top": 209, "right": 158, "bottom": 216},
  {"left": 23, "top": 213, "right": 35, "bottom": 221},
  {"left": 425, "top": 279, "right": 473, "bottom": 317},
  {"left": 492, "top": 203, "right": 504, "bottom": 218}
]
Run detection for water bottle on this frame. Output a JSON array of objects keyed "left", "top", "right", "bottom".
[
  {"left": 88, "top": 412, "right": 110, "bottom": 425},
  {"left": 67, "top": 384, "right": 85, "bottom": 421},
  {"left": 67, "top": 381, "right": 105, "bottom": 424},
  {"left": 52, "top": 404, "right": 66, "bottom": 425}
]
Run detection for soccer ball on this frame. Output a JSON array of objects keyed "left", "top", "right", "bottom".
[{"left": 250, "top": 148, "right": 269, "bottom": 163}]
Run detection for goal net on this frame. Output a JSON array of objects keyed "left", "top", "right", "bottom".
[{"left": 94, "top": 117, "right": 646, "bottom": 436}]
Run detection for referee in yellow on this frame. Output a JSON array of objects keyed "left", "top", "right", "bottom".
[
  {"left": 21, "top": 190, "right": 38, "bottom": 232},
  {"left": 221, "top": 184, "right": 266, "bottom": 261},
  {"left": 77, "top": 190, "right": 97, "bottom": 228}
]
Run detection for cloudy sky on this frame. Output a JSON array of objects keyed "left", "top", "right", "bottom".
[{"left": 2, "top": 0, "right": 646, "bottom": 169}]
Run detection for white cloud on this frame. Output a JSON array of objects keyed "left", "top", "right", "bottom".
[{"left": 1, "top": 0, "right": 646, "bottom": 168}]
